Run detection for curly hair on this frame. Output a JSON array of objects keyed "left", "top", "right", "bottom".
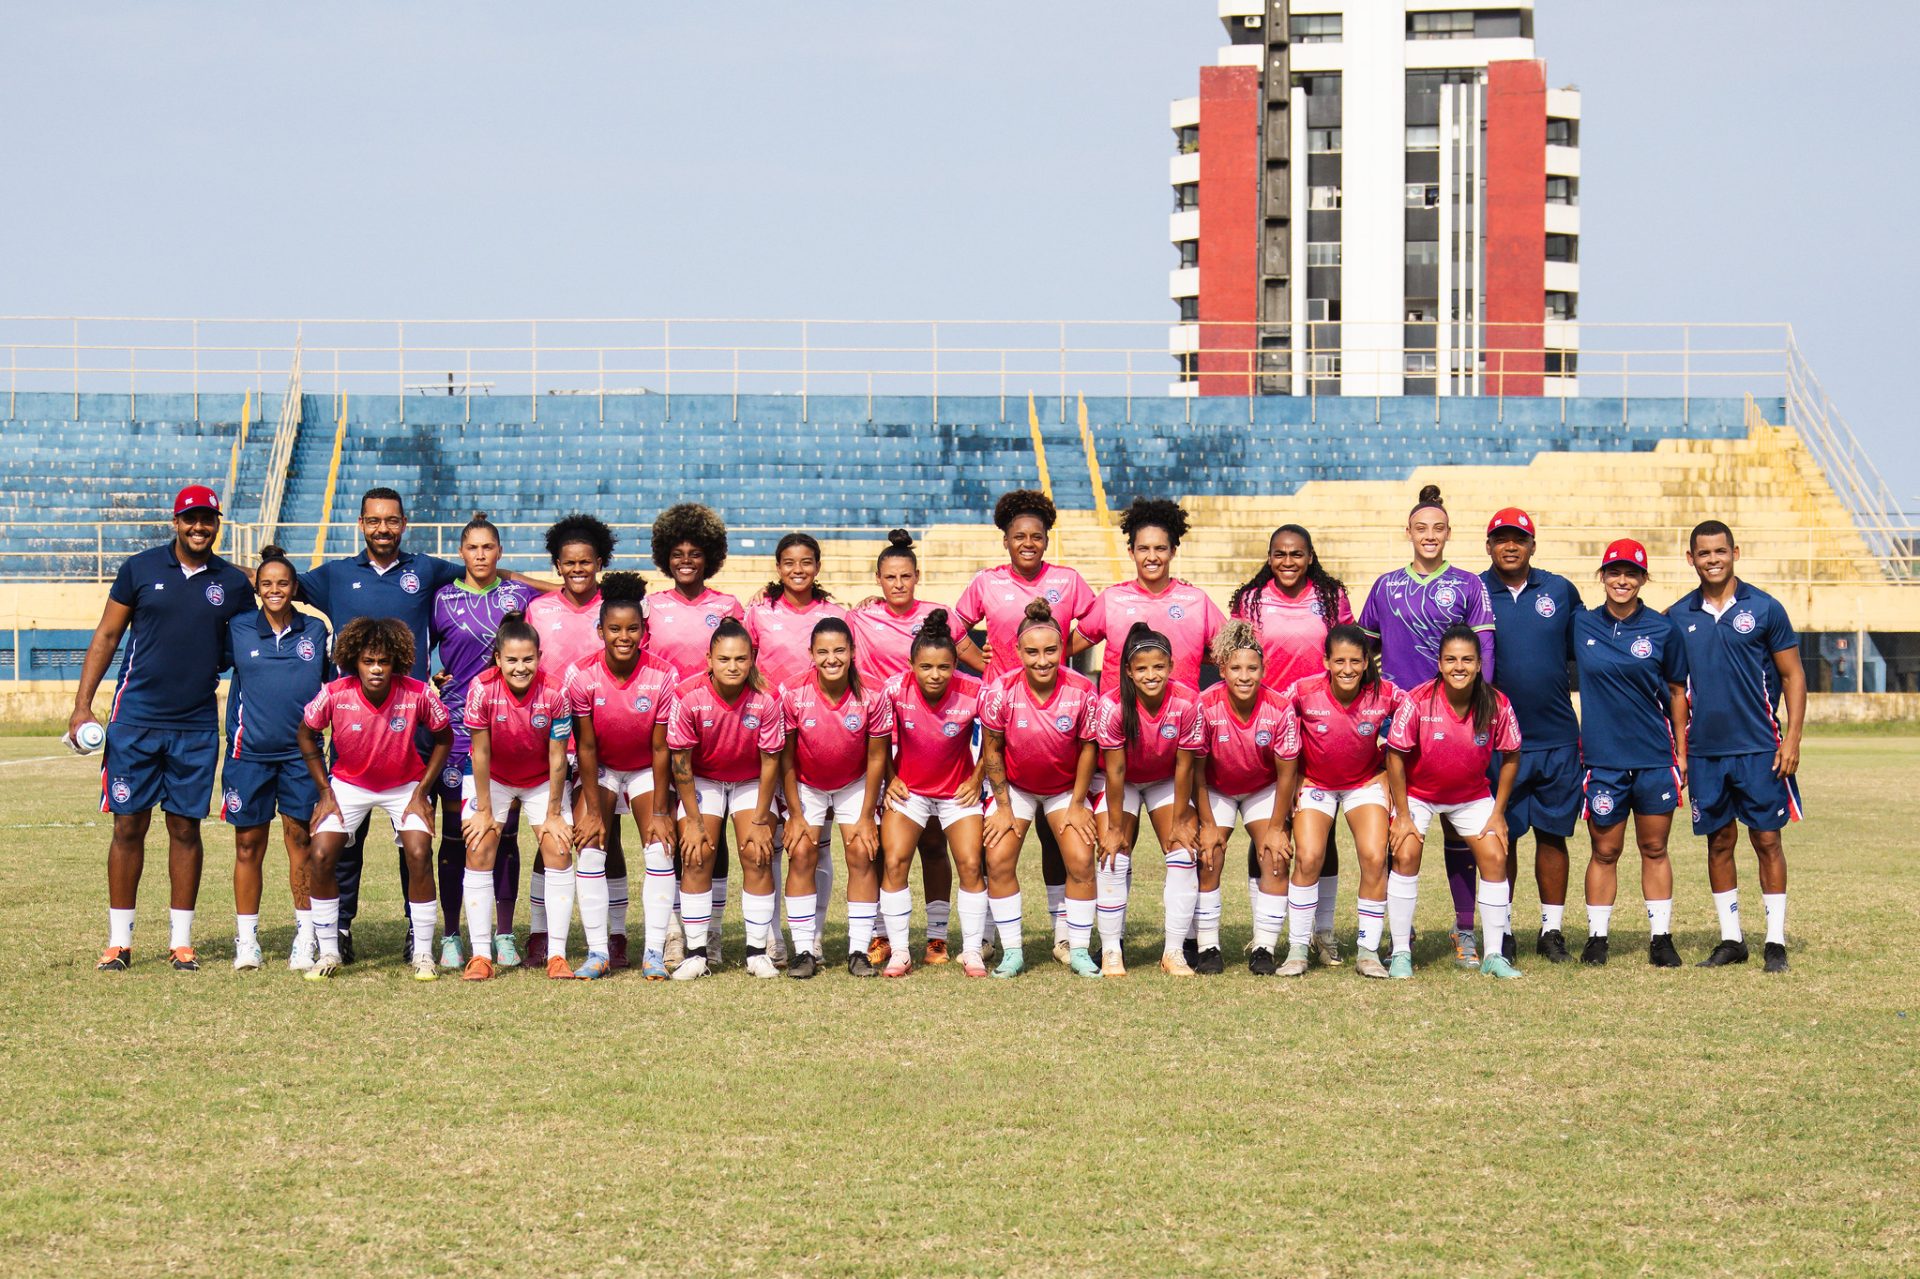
[
  {"left": 1209, "top": 619, "right": 1263, "bottom": 671},
  {"left": 544, "top": 512, "right": 616, "bottom": 566},
  {"left": 1120, "top": 497, "right": 1190, "bottom": 549},
  {"left": 651, "top": 503, "right": 728, "bottom": 578},
  {"left": 598, "top": 571, "right": 648, "bottom": 625},
  {"left": 993, "top": 488, "right": 1057, "bottom": 532},
  {"left": 333, "top": 616, "right": 415, "bottom": 679}
]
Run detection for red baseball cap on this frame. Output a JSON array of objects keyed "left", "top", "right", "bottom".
[
  {"left": 1599, "top": 538, "right": 1649, "bottom": 571},
  {"left": 173, "top": 484, "right": 222, "bottom": 517},
  {"left": 1487, "top": 508, "right": 1535, "bottom": 537}
]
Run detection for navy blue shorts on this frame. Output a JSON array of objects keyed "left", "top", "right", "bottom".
[
  {"left": 219, "top": 755, "right": 319, "bottom": 826},
  {"left": 1688, "top": 752, "right": 1804, "bottom": 836},
  {"left": 101, "top": 725, "right": 219, "bottom": 818},
  {"left": 1581, "top": 764, "right": 1683, "bottom": 827},
  {"left": 1499, "top": 744, "right": 1582, "bottom": 843}
]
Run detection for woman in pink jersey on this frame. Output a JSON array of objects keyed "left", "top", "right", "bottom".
[
  {"left": 1186, "top": 622, "right": 1287, "bottom": 978},
  {"left": 847, "top": 529, "right": 954, "bottom": 970},
  {"left": 1383, "top": 625, "right": 1523, "bottom": 981},
  {"left": 881, "top": 611, "right": 988, "bottom": 974},
  {"left": 457, "top": 612, "right": 574, "bottom": 982},
  {"left": 781, "top": 617, "right": 890, "bottom": 979},
  {"left": 562, "top": 574, "right": 681, "bottom": 981},
  {"left": 1076, "top": 499, "right": 1224, "bottom": 691},
  {"left": 1093, "top": 622, "right": 1204, "bottom": 978},
  {"left": 296, "top": 618, "right": 453, "bottom": 982},
  {"left": 744, "top": 533, "right": 846, "bottom": 691},
  {"left": 1267, "top": 624, "right": 1404, "bottom": 980},
  {"left": 666, "top": 618, "right": 786, "bottom": 981},
  {"left": 980, "top": 598, "right": 1102, "bottom": 979}
]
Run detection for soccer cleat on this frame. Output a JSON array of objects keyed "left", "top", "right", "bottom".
[
  {"left": 1536, "top": 929, "right": 1571, "bottom": 964},
  {"left": 981, "top": 934, "right": 1000, "bottom": 963},
  {"left": 1763, "top": 942, "right": 1789, "bottom": 973},
  {"left": 1648, "top": 934, "right": 1683, "bottom": 968},
  {"left": 1051, "top": 937, "right": 1073, "bottom": 966},
  {"left": 1501, "top": 933, "right": 1518, "bottom": 964},
  {"left": 169, "top": 947, "right": 200, "bottom": 972},
  {"left": 1192, "top": 947, "right": 1224, "bottom": 976},
  {"left": 641, "top": 948, "right": 671, "bottom": 980},
  {"left": 574, "top": 951, "right": 613, "bottom": 981},
  {"left": 233, "top": 938, "right": 263, "bottom": 971},
  {"left": 1101, "top": 949, "right": 1127, "bottom": 977},
  {"left": 493, "top": 933, "right": 521, "bottom": 969},
  {"left": 960, "top": 951, "right": 989, "bottom": 978},
  {"left": 884, "top": 951, "right": 912, "bottom": 979},
  {"left": 545, "top": 955, "right": 576, "bottom": 980},
  {"left": 768, "top": 928, "right": 788, "bottom": 969},
  {"left": 1582, "top": 935, "right": 1610, "bottom": 966},
  {"left": 96, "top": 946, "right": 132, "bottom": 972},
  {"left": 462, "top": 954, "right": 495, "bottom": 981},
  {"left": 1182, "top": 937, "right": 1200, "bottom": 969},
  {"left": 306, "top": 954, "right": 341, "bottom": 980},
  {"left": 411, "top": 956, "right": 438, "bottom": 982},
  {"left": 1159, "top": 952, "right": 1196, "bottom": 978},
  {"left": 787, "top": 950, "right": 819, "bottom": 980},
  {"left": 867, "top": 935, "right": 892, "bottom": 968},
  {"left": 923, "top": 938, "right": 951, "bottom": 966},
  {"left": 1277, "top": 944, "right": 1311, "bottom": 977},
  {"left": 1354, "top": 950, "right": 1389, "bottom": 979},
  {"left": 662, "top": 922, "right": 685, "bottom": 969},
  {"left": 1248, "top": 946, "right": 1277, "bottom": 977},
  {"left": 1480, "top": 953, "right": 1523, "bottom": 980},
  {"left": 670, "top": 951, "right": 710, "bottom": 981},
  {"left": 1311, "top": 930, "right": 1343, "bottom": 967},
  {"left": 608, "top": 934, "right": 630, "bottom": 971},
  {"left": 1387, "top": 951, "right": 1414, "bottom": 980},
  {"left": 1697, "top": 939, "right": 1749, "bottom": 968},
  {"left": 289, "top": 928, "right": 317, "bottom": 971},
  {"left": 1449, "top": 928, "right": 1479, "bottom": 969},
  {"left": 992, "top": 947, "right": 1026, "bottom": 979},
  {"left": 1067, "top": 947, "right": 1101, "bottom": 978},
  {"left": 846, "top": 952, "right": 878, "bottom": 978},
  {"left": 524, "top": 929, "right": 548, "bottom": 968},
  {"left": 438, "top": 935, "right": 465, "bottom": 970},
  {"left": 337, "top": 929, "right": 355, "bottom": 965},
  {"left": 746, "top": 952, "right": 781, "bottom": 979}
]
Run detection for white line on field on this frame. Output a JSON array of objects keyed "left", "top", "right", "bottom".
[{"left": 0, "top": 754, "right": 83, "bottom": 767}]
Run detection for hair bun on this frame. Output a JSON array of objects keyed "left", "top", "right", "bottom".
[
  {"left": 887, "top": 528, "right": 914, "bottom": 548},
  {"left": 473, "top": 510, "right": 488, "bottom": 522},
  {"left": 600, "top": 571, "right": 648, "bottom": 603},
  {"left": 501, "top": 610, "right": 525, "bottom": 626},
  {"left": 922, "top": 607, "right": 951, "bottom": 637},
  {"left": 1021, "top": 597, "right": 1055, "bottom": 626},
  {"left": 1125, "top": 621, "right": 1154, "bottom": 641},
  {"left": 1418, "top": 484, "right": 1443, "bottom": 506},
  {"left": 260, "top": 544, "right": 286, "bottom": 560}
]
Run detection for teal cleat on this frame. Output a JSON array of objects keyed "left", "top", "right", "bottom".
[
  {"left": 438, "top": 935, "right": 465, "bottom": 971},
  {"left": 992, "top": 947, "right": 1026, "bottom": 979},
  {"left": 1480, "top": 953, "right": 1523, "bottom": 980},
  {"left": 1387, "top": 951, "right": 1414, "bottom": 980},
  {"left": 493, "top": 933, "right": 521, "bottom": 969},
  {"left": 1067, "top": 947, "right": 1101, "bottom": 978},
  {"left": 574, "top": 951, "right": 613, "bottom": 981}
]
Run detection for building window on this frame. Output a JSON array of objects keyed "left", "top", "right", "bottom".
[
  {"left": 1545, "top": 234, "right": 1578, "bottom": 263},
  {"left": 1409, "top": 10, "right": 1475, "bottom": 39},
  {"left": 1405, "top": 183, "right": 1440, "bottom": 208},
  {"left": 1308, "top": 185, "right": 1342, "bottom": 210},
  {"left": 1547, "top": 118, "right": 1577, "bottom": 147},
  {"left": 1178, "top": 297, "right": 1199, "bottom": 323},
  {"left": 1547, "top": 291, "right": 1577, "bottom": 321},
  {"left": 1289, "top": 13, "right": 1342, "bottom": 42},
  {"left": 1306, "top": 298, "right": 1330, "bottom": 322},
  {"left": 1175, "top": 125, "right": 1198, "bottom": 155},
  {"left": 1307, "top": 242, "right": 1342, "bottom": 267},
  {"left": 1309, "top": 352, "right": 1341, "bottom": 375},
  {"left": 1545, "top": 350, "right": 1578, "bottom": 376},
  {"left": 1546, "top": 176, "right": 1576, "bottom": 205},
  {"left": 1405, "top": 351, "right": 1438, "bottom": 374},
  {"left": 1308, "top": 127, "right": 1342, "bottom": 153},
  {"left": 1405, "top": 125, "right": 1441, "bottom": 150},
  {"left": 1174, "top": 183, "right": 1198, "bottom": 211},
  {"left": 1178, "top": 240, "right": 1199, "bottom": 269},
  {"left": 1406, "top": 241, "right": 1441, "bottom": 267},
  {"left": 1178, "top": 352, "right": 1198, "bottom": 380}
]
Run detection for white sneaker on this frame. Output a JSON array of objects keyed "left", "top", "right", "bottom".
[
  {"left": 664, "top": 914, "right": 686, "bottom": 967},
  {"left": 288, "top": 928, "right": 317, "bottom": 971},
  {"left": 1052, "top": 937, "right": 1073, "bottom": 965},
  {"left": 745, "top": 953, "right": 779, "bottom": 979},
  {"left": 411, "top": 955, "right": 439, "bottom": 982},
  {"left": 670, "top": 953, "right": 710, "bottom": 981},
  {"left": 305, "top": 953, "right": 341, "bottom": 981},
  {"left": 233, "top": 938, "right": 263, "bottom": 971}
]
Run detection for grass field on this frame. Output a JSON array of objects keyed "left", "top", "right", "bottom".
[{"left": 2, "top": 732, "right": 1916, "bottom": 1277}]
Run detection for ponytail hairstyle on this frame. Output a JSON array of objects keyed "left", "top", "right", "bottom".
[
  {"left": 492, "top": 609, "right": 541, "bottom": 657},
  {"left": 1210, "top": 618, "right": 1264, "bottom": 671},
  {"left": 1118, "top": 622, "right": 1174, "bottom": 745},
  {"left": 993, "top": 488, "right": 1057, "bottom": 532},
  {"left": 598, "top": 571, "right": 648, "bottom": 628},
  {"left": 810, "top": 615, "right": 862, "bottom": 696},
  {"left": 1323, "top": 623, "right": 1379, "bottom": 695},
  {"left": 1435, "top": 622, "right": 1495, "bottom": 735},
  {"left": 876, "top": 527, "right": 917, "bottom": 571},
  {"left": 257, "top": 543, "right": 296, "bottom": 582},
  {"left": 1410, "top": 484, "right": 1446, "bottom": 521},
  {"left": 1120, "top": 498, "right": 1189, "bottom": 550},
  {"left": 765, "top": 531, "right": 831, "bottom": 604},
  {"left": 461, "top": 510, "right": 499, "bottom": 545},
  {"left": 1230, "top": 524, "right": 1346, "bottom": 626},
  {"left": 910, "top": 607, "right": 958, "bottom": 661},
  {"left": 708, "top": 615, "right": 765, "bottom": 692}
]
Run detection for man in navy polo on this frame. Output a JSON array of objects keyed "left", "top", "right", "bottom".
[
  {"left": 70, "top": 485, "right": 254, "bottom": 972},
  {"left": 1480, "top": 507, "right": 1584, "bottom": 964},
  {"left": 1669, "top": 520, "right": 1807, "bottom": 973}
]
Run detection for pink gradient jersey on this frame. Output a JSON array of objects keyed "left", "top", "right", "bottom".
[
  {"left": 980, "top": 668, "right": 1100, "bottom": 796},
  {"left": 1094, "top": 682, "right": 1206, "bottom": 786},
  {"left": 1385, "top": 678, "right": 1523, "bottom": 805},
  {"left": 1079, "top": 580, "right": 1225, "bottom": 690},
  {"left": 463, "top": 668, "right": 572, "bottom": 789},
  {"left": 780, "top": 677, "right": 894, "bottom": 792},
  {"left": 563, "top": 652, "right": 678, "bottom": 773},
  {"left": 951, "top": 562, "right": 1096, "bottom": 682},
  {"left": 885, "top": 671, "right": 983, "bottom": 798},
  {"left": 645, "top": 587, "right": 745, "bottom": 681},
  {"left": 847, "top": 600, "right": 941, "bottom": 686},
  {"left": 666, "top": 674, "right": 786, "bottom": 783},
  {"left": 1194, "top": 682, "right": 1287, "bottom": 798},
  {"left": 1276, "top": 673, "right": 1404, "bottom": 791},
  {"left": 525, "top": 590, "right": 605, "bottom": 680},
  {"left": 302, "top": 675, "right": 451, "bottom": 793},
  {"left": 1240, "top": 580, "right": 1356, "bottom": 694},
  {"left": 743, "top": 594, "right": 848, "bottom": 692}
]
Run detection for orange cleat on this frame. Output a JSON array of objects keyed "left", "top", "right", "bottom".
[
  {"left": 96, "top": 946, "right": 131, "bottom": 972},
  {"left": 169, "top": 947, "right": 200, "bottom": 971},
  {"left": 922, "top": 938, "right": 950, "bottom": 966},
  {"left": 545, "top": 955, "right": 576, "bottom": 980},
  {"left": 462, "top": 954, "right": 496, "bottom": 982},
  {"left": 868, "top": 935, "right": 892, "bottom": 967}
]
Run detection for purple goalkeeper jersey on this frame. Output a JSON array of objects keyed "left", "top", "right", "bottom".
[
  {"left": 431, "top": 577, "right": 537, "bottom": 749},
  {"left": 1358, "top": 563, "right": 1497, "bottom": 690}
]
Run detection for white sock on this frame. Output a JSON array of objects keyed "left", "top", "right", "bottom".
[
  {"left": 1387, "top": 871, "right": 1420, "bottom": 956},
  {"left": 1356, "top": 897, "right": 1386, "bottom": 953},
  {"left": 1195, "top": 888, "right": 1222, "bottom": 951},
  {"left": 1762, "top": 892, "right": 1786, "bottom": 946},
  {"left": 1477, "top": 879, "right": 1510, "bottom": 961},
  {"left": 926, "top": 896, "right": 951, "bottom": 942},
  {"left": 1646, "top": 897, "right": 1673, "bottom": 936},
  {"left": 880, "top": 888, "right": 913, "bottom": 958},
  {"left": 957, "top": 888, "right": 989, "bottom": 955},
  {"left": 311, "top": 897, "right": 340, "bottom": 956},
  {"left": 1542, "top": 902, "right": 1565, "bottom": 933},
  {"left": 463, "top": 868, "right": 494, "bottom": 956},
  {"left": 642, "top": 843, "right": 676, "bottom": 953},
  {"left": 169, "top": 908, "right": 194, "bottom": 951},
  {"left": 529, "top": 866, "right": 547, "bottom": 934},
  {"left": 1251, "top": 890, "right": 1285, "bottom": 951},
  {"left": 679, "top": 888, "right": 713, "bottom": 952},
  {"left": 1713, "top": 888, "right": 1742, "bottom": 942},
  {"left": 407, "top": 899, "right": 436, "bottom": 963},
  {"left": 108, "top": 906, "right": 135, "bottom": 948},
  {"left": 813, "top": 852, "right": 833, "bottom": 938},
  {"left": 742, "top": 891, "right": 776, "bottom": 951},
  {"left": 1095, "top": 853, "right": 1130, "bottom": 951},
  {"left": 608, "top": 875, "right": 629, "bottom": 938},
  {"left": 546, "top": 864, "right": 577, "bottom": 958},
  {"left": 1162, "top": 851, "right": 1198, "bottom": 955},
  {"left": 846, "top": 899, "right": 877, "bottom": 953},
  {"left": 875, "top": 902, "right": 892, "bottom": 941},
  {"left": 1314, "top": 873, "right": 1338, "bottom": 932},
  {"left": 1064, "top": 895, "right": 1094, "bottom": 950},
  {"left": 1588, "top": 903, "right": 1613, "bottom": 937},
  {"left": 787, "top": 892, "right": 818, "bottom": 957},
  {"left": 1288, "top": 882, "right": 1319, "bottom": 948},
  {"left": 235, "top": 913, "right": 259, "bottom": 945},
  {"left": 293, "top": 907, "right": 313, "bottom": 936},
  {"left": 990, "top": 890, "right": 1024, "bottom": 953},
  {"left": 576, "top": 847, "right": 610, "bottom": 953},
  {"left": 1047, "top": 883, "right": 1067, "bottom": 942}
]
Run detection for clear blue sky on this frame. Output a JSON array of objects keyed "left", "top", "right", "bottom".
[{"left": 4, "top": 0, "right": 1914, "bottom": 500}]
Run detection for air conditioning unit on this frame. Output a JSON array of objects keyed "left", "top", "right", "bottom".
[{"left": 1243, "top": 16, "right": 1262, "bottom": 28}]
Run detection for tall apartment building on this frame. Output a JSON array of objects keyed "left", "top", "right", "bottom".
[{"left": 1169, "top": 1, "right": 1581, "bottom": 397}]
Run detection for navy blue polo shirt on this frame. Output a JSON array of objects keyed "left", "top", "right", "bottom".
[
  {"left": 1482, "top": 566, "right": 1582, "bottom": 751},
  {"left": 223, "top": 609, "right": 332, "bottom": 761},
  {"left": 297, "top": 548, "right": 459, "bottom": 679},
  {"left": 105, "top": 543, "right": 254, "bottom": 731},
  {"left": 1667, "top": 581, "right": 1798, "bottom": 758},
  {"left": 1573, "top": 603, "right": 1690, "bottom": 770}
]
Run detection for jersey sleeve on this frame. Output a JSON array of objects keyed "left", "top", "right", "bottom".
[
  {"left": 1357, "top": 581, "right": 1382, "bottom": 638},
  {"left": 296, "top": 565, "right": 329, "bottom": 614},
  {"left": 421, "top": 688, "right": 452, "bottom": 732},
  {"left": 1175, "top": 700, "right": 1207, "bottom": 750},
  {"left": 757, "top": 696, "right": 787, "bottom": 755},
  {"left": 978, "top": 681, "right": 1007, "bottom": 733},
  {"left": 950, "top": 573, "right": 984, "bottom": 632},
  {"left": 1076, "top": 687, "right": 1101, "bottom": 740},
  {"left": 1385, "top": 695, "right": 1419, "bottom": 753},
  {"left": 1660, "top": 618, "right": 1691, "bottom": 686},
  {"left": 462, "top": 680, "right": 489, "bottom": 732},
  {"left": 665, "top": 690, "right": 700, "bottom": 752},
  {"left": 1093, "top": 698, "right": 1125, "bottom": 751},
  {"left": 1273, "top": 694, "right": 1303, "bottom": 761},
  {"left": 109, "top": 556, "right": 138, "bottom": 607},
  {"left": 865, "top": 687, "right": 895, "bottom": 738},
  {"left": 1765, "top": 600, "right": 1799, "bottom": 653},
  {"left": 424, "top": 555, "right": 462, "bottom": 594},
  {"left": 301, "top": 685, "right": 332, "bottom": 732},
  {"left": 1333, "top": 588, "right": 1356, "bottom": 628},
  {"left": 1201, "top": 590, "right": 1228, "bottom": 647},
  {"left": 743, "top": 602, "right": 766, "bottom": 649},
  {"left": 1493, "top": 695, "right": 1522, "bottom": 752},
  {"left": 1064, "top": 571, "right": 1097, "bottom": 627},
  {"left": 563, "top": 668, "right": 591, "bottom": 718},
  {"left": 1077, "top": 590, "right": 1110, "bottom": 644}
]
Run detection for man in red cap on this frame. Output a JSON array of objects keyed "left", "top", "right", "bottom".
[{"left": 68, "top": 485, "right": 255, "bottom": 971}]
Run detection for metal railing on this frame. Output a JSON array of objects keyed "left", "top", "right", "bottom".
[{"left": 256, "top": 345, "right": 302, "bottom": 542}]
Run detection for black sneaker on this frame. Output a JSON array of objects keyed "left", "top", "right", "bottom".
[
  {"left": 1182, "top": 937, "right": 1200, "bottom": 969},
  {"left": 1763, "top": 942, "right": 1789, "bottom": 973},
  {"left": 1581, "top": 935, "right": 1609, "bottom": 966},
  {"left": 1192, "top": 946, "right": 1224, "bottom": 975},
  {"left": 1501, "top": 932, "right": 1518, "bottom": 964},
  {"left": 1648, "top": 934, "right": 1682, "bottom": 968},
  {"left": 1697, "top": 939, "right": 1749, "bottom": 968},
  {"left": 1537, "top": 929, "right": 1570, "bottom": 963},
  {"left": 1248, "top": 946, "right": 1277, "bottom": 976},
  {"left": 846, "top": 952, "right": 878, "bottom": 978},
  {"left": 337, "top": 929, "right": 356, "bottom": 965},
  {"left": 788, "top": 951, "right": 819, "bottom": 980}
]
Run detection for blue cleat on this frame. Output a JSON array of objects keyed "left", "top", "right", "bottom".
[
  {"left": 574, "top": 951, "right": 613, "bottom": 981},
  {"left": 992, "top": 947, "right": 1026, "bottom": 979},
  {"left": 1388, "top": 951, "right": 1414, "bottom": 980},
  {"left": 640, "top": 948, "right": 670, "bottom": 980},
  {"left": 1067, "top": 947, "right": 1101, "bottom": 978}
]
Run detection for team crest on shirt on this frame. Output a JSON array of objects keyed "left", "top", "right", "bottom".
[
  {"left": 1733, "top": 611, "right": 1756, "bottom": 634},
  {"left": 1474, "top": 733, "right": 1489, "bottom": 747},
  {"left": 1307, "top": 597, "right": 1324, "bottom": 618},
  {"left": 1534, "top": 595, "right": 1556, "bottom": 618},
  {"left": 844, "top": 713, "right": 862, "bottom": 731},
  {"left": 1255, "top": 730, "right": 1272, "bottom": 747},
  {"left": 1168, "top": 604, "right": 1185, "bottom": 620},
  {"left": 703, "top": 613, "right": 720, "bottom": 629},
  {"left": 632, "top": 694, "right": 652, "bottom": 713},
  {"left": 1592, "top": 792, "right": 1615, "bottom": 817},
  {"left": 1433, "top": 585, "right": 1458, "bottom": 609},
  {"left": 1358, "top": 721, "right": 1377, "bottom": 736},
  {"left": 942, "top": 722, "right": 961, "bottom": 737},
  {"left": 1159, "top": 723, "right": 1178, "bottom": 739},
  {"left": 389, "top": 715, "right": 407, "bottom": 732},
  {"left": 1054, "top": 715, "right": 1073, "bottom": 732},
  {"left": 224, "top": 788, "right": 242, "bottom": 813},
  {"left": 531, "top": 714, "right": 549, "bottom": 730},
  {"left": 1630, "top": 637, "right": 1654, "bottom": 659},
  {"left": 296, "top": 637, "right": 317, "bottom": 661},
  {"left": 204, "top": 582, "right": 226, "bottom": 606},
  {"left": 110, "top": 779, "right": 132, "bottom": 804},
  {"left": 441, "top": 764, "right": 460, "bottom": 788},
  {"left": 743, "top": 714, "right": 761, "bottom": 728},
  {"left": 399, "top": 571, "right": 421, "bottom": 595}
]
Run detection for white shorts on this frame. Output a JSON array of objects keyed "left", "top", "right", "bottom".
[
  {"left": 799, "top": 778, "right": 872, "bottom": 827},
  {"left": 1295, "top": 779, "right": 1389, "bottom": 820},
  {"left": 459, "top": 775, "right": 563, "bottom": 826},
  {"left": 1206, "top": 783, "right": 1277, "bottom": 828},
  {"left": 596, "top": 765, "right": 661, "bottom": 816},
  {"left": 890, "top": 791, "right": 983, "bottom": 827},
  {"left": 1406, "top": 795, "right": 1498, "bottom": 839},
  {"left": 694, "top": 775, "right": 766, "bottom": 819},
  {"left": 988, "top": 777, "right": 1101, "bottom": 824},
  {"left": 1102, "top": 776, "right": 1179, "bottom": 818},
  {"left": 318, "top": 779, "right": 434, "bottom": 836}
]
